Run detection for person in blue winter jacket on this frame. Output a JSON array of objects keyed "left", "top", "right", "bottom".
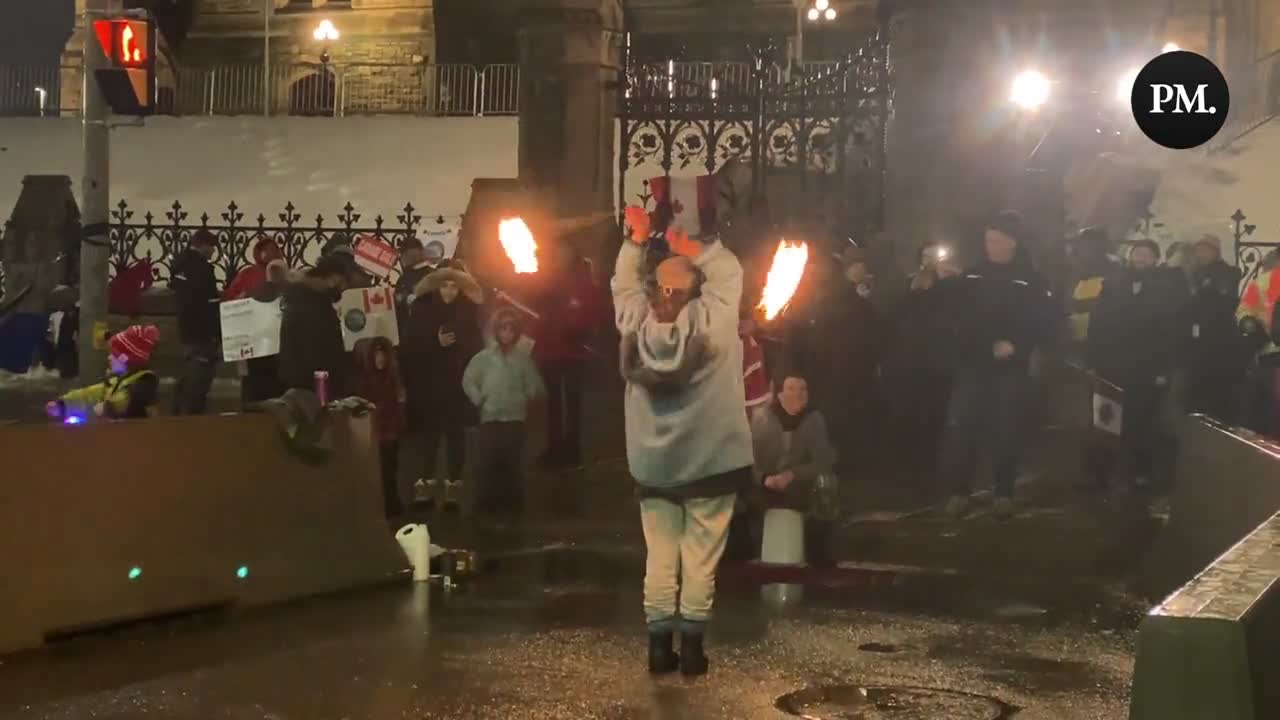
[
  {"left": 615, "top": 205, "right": 754, "bottom": 678},
  {"left": 462, "top": 306, "right": 544, "bottom": 517}
]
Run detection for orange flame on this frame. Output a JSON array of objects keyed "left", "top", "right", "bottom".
[
  {"left": 498, "top": 217, "right": 538, "bottom": 274},
  {"left": 757, "top": 240, "right": 809, "bottom": 321}
]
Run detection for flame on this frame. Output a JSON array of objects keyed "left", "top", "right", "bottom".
[
  {"left": 498, "top": 217, "right": 538, "bottom": 274},
  {"left": 757, "top": 240, "right": 809, "bottom": 321}
]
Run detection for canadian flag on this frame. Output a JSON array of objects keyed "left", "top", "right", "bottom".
[
  {"left": 1091, "top": 376, "right": 1124, "bottom": 437},
  {"left": 647, "top": 175, "right": 718, "bottom": 238}
]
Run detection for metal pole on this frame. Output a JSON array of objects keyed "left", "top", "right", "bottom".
[
  {"left": 263, "top": 0, "right": 271, "bottom": 116},
  {"left": 795, "top": 4, "right": 804, "bottom": 67},
  {"left": 79, "top": 0, "right": 111, "bottom": 381}
]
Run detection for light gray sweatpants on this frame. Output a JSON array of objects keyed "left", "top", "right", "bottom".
[{"left": 639, "top": 493, "right": 736, "bottom": 633}]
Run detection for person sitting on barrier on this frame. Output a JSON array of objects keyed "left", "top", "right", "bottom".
[
  {"left": 749, "top": 372, "right": 839, "bottom": 566},
  {"left": 353, "top": 336, "right": 406, "bottom": 521},
  {"left": 46, "top": 324, "right": 160, "bottom": 423},
  {"left": 462, "top": 306, "right": 544, "bottom": 519}
]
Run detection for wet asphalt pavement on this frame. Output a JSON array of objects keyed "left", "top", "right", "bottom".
[
  {"left": 0, "top": 372, "right": 1144, "bottom": 719},
  {"left": 0, "top": 545, "right": 1135, "bottom": 720}
]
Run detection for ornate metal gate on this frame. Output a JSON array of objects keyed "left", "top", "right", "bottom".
[{"left": 618, "top": 33, "right": 892, "bottom": 243}]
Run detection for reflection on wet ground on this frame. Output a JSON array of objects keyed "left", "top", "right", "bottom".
[{"left": 0, "top": 546, "right": 1137, "bottom": 720}]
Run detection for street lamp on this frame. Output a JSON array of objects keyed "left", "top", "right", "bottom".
[
  {"left": 1010, "top": 69, "right": 1051, "bottom": 111},
  {"left": 1162, "top": 42, "right": 1180, "bottom": 53},
  {"left": 795, "top": 0, "right": 837, "bottom": 66},
  {"left": 313, "top": 19, "right": 339, "bottom": 65}
]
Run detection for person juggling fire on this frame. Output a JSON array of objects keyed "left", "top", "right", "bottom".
[{"left": 613, "top": 194, "right": 753, "bottom": 678}]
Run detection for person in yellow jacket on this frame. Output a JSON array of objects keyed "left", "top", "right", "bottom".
[{"left": 46, "top": 324, "right": 161, "bottom": 422}]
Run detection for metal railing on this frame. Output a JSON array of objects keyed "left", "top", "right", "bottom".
[
  {"left": 0, "top": 63, "right": 519, "bottom": 118},
  {"left": 0, "top": 66, "right": 77, "bottom": 117},
  {"left": 1210, "top": 50, "right": 1280, "bottom": 151}
]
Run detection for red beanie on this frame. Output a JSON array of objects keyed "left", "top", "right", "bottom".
[{"left": 109, "top": 324, "right": 160, "bottom": 367}]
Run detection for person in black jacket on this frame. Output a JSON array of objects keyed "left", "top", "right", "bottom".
[
  {"left": 170, "top": 230, "right": 222, "bottom": 415},
  {"left": 277, "top": 255, "right": 350, "bottom": 397},
  {"left": 794, "top": 244, "right": 885, "bottom": 472},
  {"left": 400, "top": 261, "right": 484, "bottom": 510},
  {"left": 939, "top": 212, "right": 1057, "bottom": 519},
  {"left": 887, "top": 241, "right": 961, "bottom": 473},
  {"left": 1086, "top": 239, "right": 1186, "bottom": 492},
  {"left": 1184, "top": 234, "right": 1243, "bottom": 422}
]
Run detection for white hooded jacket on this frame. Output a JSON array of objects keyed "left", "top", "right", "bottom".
[{"left": 612, "top": 240, "right": 754, "bottom": 489}]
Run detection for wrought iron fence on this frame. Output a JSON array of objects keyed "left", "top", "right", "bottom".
[
  {"left": 108, "top": 199, "right": 428, "bottom": 287},
  {"left": 1, "top": 63, "right": 519, "bottom": 118}
]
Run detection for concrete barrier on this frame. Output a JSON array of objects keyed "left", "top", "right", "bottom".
[
  {"left": 0, "top": 411, "right": 408, "bottom": 654},
  {"left": 1142, "top": 416, "right": 1280, "bottom": 597},
  {"left": 1129, "top": 512, "right": 1280, "bottom": 720}
]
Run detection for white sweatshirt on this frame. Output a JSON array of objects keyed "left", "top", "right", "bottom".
[{"left": 611, "top": 240, "right": 754, "bottom": 489}]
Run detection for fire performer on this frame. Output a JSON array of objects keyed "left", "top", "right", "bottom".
[{"left": 614, "top": 204, "right": 753, "bottom": 677}]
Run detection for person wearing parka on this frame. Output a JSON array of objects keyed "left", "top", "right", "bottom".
[
  {"left": 462, "top": 305, "right": 544, "bottom": 517},
  {"left": 170, "top": 230, "right": 222, "bottom": 415},
  {"left": 1086, "top": 239, "right": 1188, "bottom": 491},
  {"left": 531, "top": 243, "right": 608, "bottom": 468},
  {"left": 353, "top": 336, "right": 407, "bottom": 519},
  {"left": 749, "top": 372, "right": 838, "bottom": 564},
  {"left": 277, "top": 255, "right": 350, "bottom": 397},
  {"left": 1183, "top": 234, "right": 1244, "bottom": 422},
  {"left": 938, "top": 212, "right": 1058, "bottom": 518},
  {"left": 614, "top": 205, "right": 753, "bottom": 678},
  {"left": 400, "top": 261, "right": 484, "bottom": 509}
]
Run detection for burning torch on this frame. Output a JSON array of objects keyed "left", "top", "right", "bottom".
[{"left": 757, "top": 239, "right": 810, "bottom": 322}]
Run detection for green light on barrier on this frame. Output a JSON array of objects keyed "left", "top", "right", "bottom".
[
  {"left": 128, "top": 566, "right": 142, "bottom": 581},
  {"left": 236, "top": 565, "right": 249, "bottom": 580}
]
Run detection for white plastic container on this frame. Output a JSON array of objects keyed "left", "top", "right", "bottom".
[
  {"left": 761, "top": 508, "right": 805, "bottom": 565},
  {"left": 395, "top": 523, "right": 432, "bottom": 582},
  {"left": 760, "top": 508, "right": 805, "bottom": 609}
]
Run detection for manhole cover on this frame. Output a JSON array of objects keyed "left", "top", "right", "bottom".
[{"left": 777, "top": 684, "right": 1016, "bottom": 720}]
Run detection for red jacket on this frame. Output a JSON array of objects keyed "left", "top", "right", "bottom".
[
  {"left": 533, "top": 263, "right": 607, "bottom": 363},
  {"left": 225, "top": 238, "right": 283, "bottom": 301}
]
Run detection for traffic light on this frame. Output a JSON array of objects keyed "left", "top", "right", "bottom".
[{"left": 91, "top": 17, "right": 156, "bottom": 115}]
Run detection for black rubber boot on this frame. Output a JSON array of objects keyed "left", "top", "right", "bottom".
[
  {"left": 647, "top": 632, "right": 680, "bottom": 674},
  {"left": 679, "top": 631, "right": 708, "bottom": 676}
]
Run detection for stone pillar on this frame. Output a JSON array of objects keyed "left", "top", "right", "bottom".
[{"left": 516, "top": 0, "right": 623, "bottom": 219}]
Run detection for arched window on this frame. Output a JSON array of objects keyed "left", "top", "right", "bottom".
[{"left": 289, "top": 69, "right": 336, "bottom": 116}]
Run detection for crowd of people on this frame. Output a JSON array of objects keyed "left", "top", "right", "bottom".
[{"left": 40, "top": 205, "right": 1274, "bottom": 679}]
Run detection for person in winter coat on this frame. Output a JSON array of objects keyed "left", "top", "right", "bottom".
[
  {"left": 1085, "top": 239, "right": 1186, "bottom": 492},
  {"left": 402, "top": 262, "right": 484, "bottom": 510},
  {"left": 224, "top": 236, "right": 284, "bottom": 301},
  {"left": 170, "top": 230, "right": 222, "bottom": 415},
  {"left": 938, "top": 212, "right": 1057, "bottom": 519},
  {"left": 353, "top": 336, "right": 407, "bottom": 520},
  {"left": 740, "top": 312, "right": 771, "bottom": 421},
  {"left": 614, "top": 205, "right": 753, "bottom": 678},
  {"left": 750, "top": 372, "right": 838, "bottom": 564},
  {"left": 1063, "top": 227, "right": 1121, "bottom": 354},
  {"left": 277, "top": 255, "right": 350, "bottom": 397},
  {"left": 462, "top": 305, "right": 544, "bottom": 517},
  {"left": 886, "top": 241, "right": 961, "bottom": 473},
  {"left": 46, "top": 324, "right": 160, "bottom": 422},
  {"left": 239, "top": 260, "right": 291, "bottom": 406},
  {"left": 795, "top": 244, "right": 885, "bottom": 471},
  {"left": 1184, "top": 234, "right": 1243, "bottom": 421},
  {"left": 532, "top": 243, "right": 607, "bottom": 468}
]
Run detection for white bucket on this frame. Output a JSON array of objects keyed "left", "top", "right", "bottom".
[
  {"left": 395, "top": 523, "right": 432, "bottom": 582},
  {"left": 760, "top": 508, "right": 806, "bottom": 610},
  {"left": 761, "top": 508, "right": 805, "bottom": 565}
]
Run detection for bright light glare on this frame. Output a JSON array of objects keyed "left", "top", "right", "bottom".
[
  {"left": 824, "top": 7, "right": 837, "bottom": 20},
  {"left": 815, "top": 0, "right": 830, "bottom": 9},
  {"left": 1010, "top": 70, "right": 1051, "bottom": 110},
  {"left": 313, "top": 19, "right": 339, "bottom": 42},
  {"left": 807, "top": 7, "right": 819, "bottom": 20},
  {"left": 1162, "top": 42, "right": 1180, "bottom": 53},
  {"left": 63, "top": 415, "right": 83, "bottom": 425},
  {"left": 1117, "top": 68, "right": 1140, "bottom": 102}
]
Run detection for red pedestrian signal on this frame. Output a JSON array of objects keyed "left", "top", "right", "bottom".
[{"left": 91, "top": 18, "right": 156, "bottom": 115}]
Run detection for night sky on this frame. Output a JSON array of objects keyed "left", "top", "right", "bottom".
[{"left": 0, "top": 0, "right": 74, "bottom": 63}]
